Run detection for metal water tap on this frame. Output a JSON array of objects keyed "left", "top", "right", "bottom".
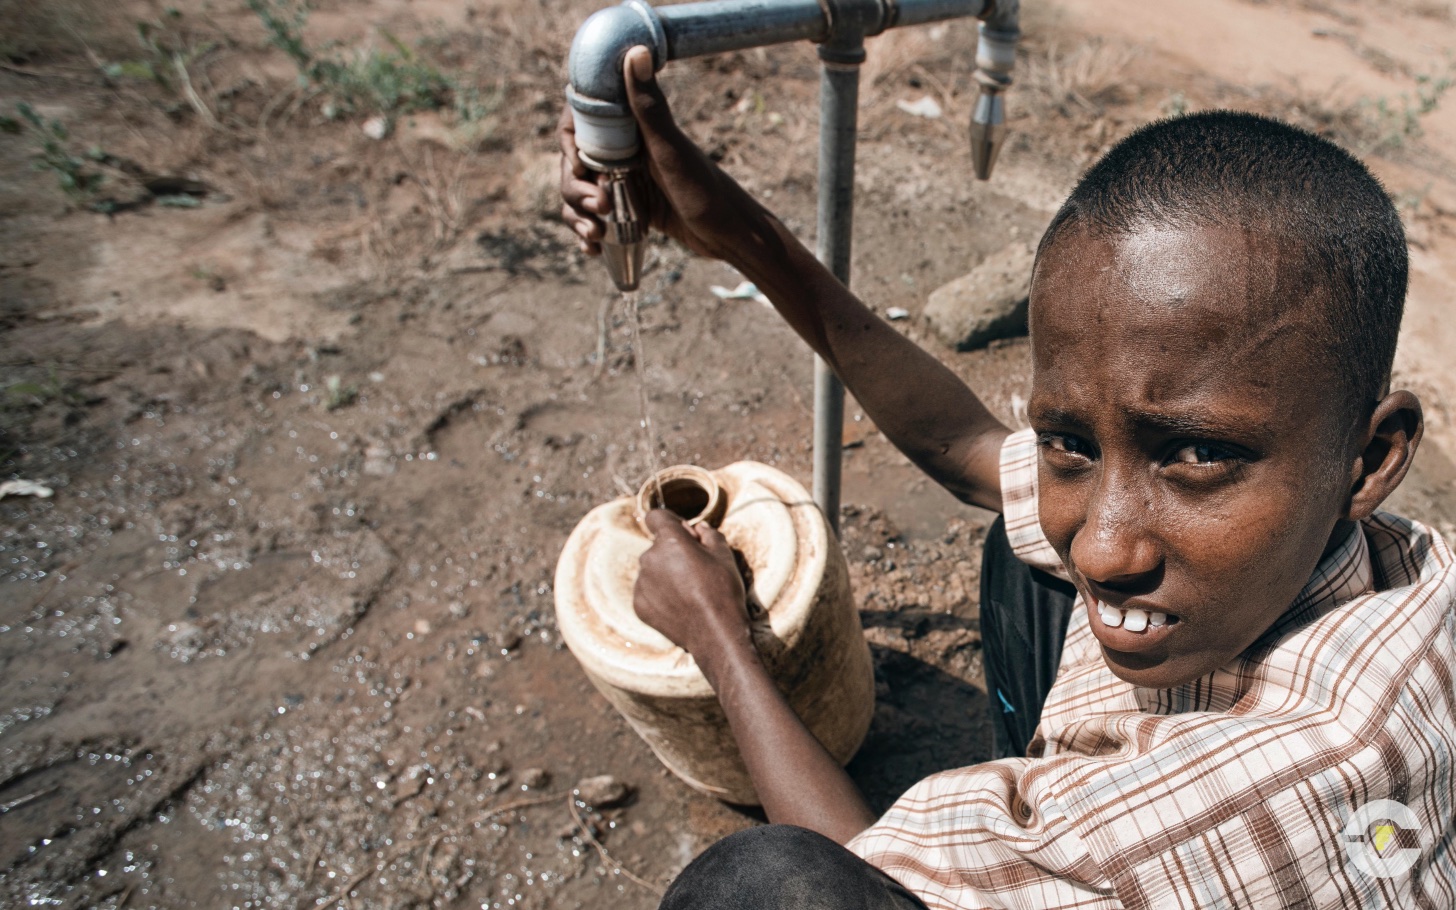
[
  {"left": 566, "top": 0, "right": 665, "bottom": 291},
  {"left": 970, "top": 1, "right": 1019, "bottom": 180}
]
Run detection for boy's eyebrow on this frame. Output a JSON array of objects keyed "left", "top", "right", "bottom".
[
  {"left": 1030, "top": 407, "right": 1088, "bottom": 429},
  {"left": 1122, "top": 406, "right": 1269, "bottom": 439},
  {"left": 1032, "top": 406, "right": 1268, "bottom": 439}
]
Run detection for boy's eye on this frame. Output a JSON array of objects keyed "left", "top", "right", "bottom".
[
  {"left": 1170, "top": 442, "right": 1235, "bottom": 465},
  {"left": 1040, "top": 432, "right": 1095, "bottom": 457}
]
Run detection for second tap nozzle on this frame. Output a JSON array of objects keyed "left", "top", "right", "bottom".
[{"left": 969, "top": 87, "right": 1006, "bottom": 181}]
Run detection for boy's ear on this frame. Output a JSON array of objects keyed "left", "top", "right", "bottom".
[{"left": 1346, "top": 390, "right": 1424, "bottom": 522}]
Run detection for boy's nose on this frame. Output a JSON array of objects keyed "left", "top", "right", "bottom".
[{"left": 1069, "top": 483, "right": 1161, "bottom": 590}]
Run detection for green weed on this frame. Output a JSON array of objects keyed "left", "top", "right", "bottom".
[
  {"left": 1358, "top": 69, "right": 1454, "bottom": 153},
  {"left": 103, "top": 8, "right": 216, "bottom": 91},
  {"left": 246, "top": 0, "right": 485, "bottom": 120},
  {"left": 4, "top": 103, "right": 113, "bottom": 212},
  {"left": 3, "top": 369, "right": 84, "bottom": 410}
]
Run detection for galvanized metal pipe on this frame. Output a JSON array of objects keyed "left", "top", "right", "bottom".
[
  {"left": 655, "top": 0, "right": 828, "bottom": 59},
  {"left": 568, "top": 0, "right": 999, "bottom": 120},
  {"left": 811, "top": 34, "right": 865, "bottom": 537}
]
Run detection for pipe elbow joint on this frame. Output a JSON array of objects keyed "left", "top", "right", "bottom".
[
  {"left": 568, "top": 1, "right": 667, "bottom": 162},
  {"left": 568, "top": 0, "right": 667, "bottom": 117}
]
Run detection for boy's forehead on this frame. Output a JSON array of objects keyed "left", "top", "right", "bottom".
[
  {"left": 1031, "top": 221, "right": 1324, "bottom": 336},
  {"left": 1028, "top": 221, "right": 1342, "bottom": 427}
]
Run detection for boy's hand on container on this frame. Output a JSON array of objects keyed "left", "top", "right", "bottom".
[
  {"left": 559, "top": 46, "right": 764, "bottom": 264},
  {"left": 633, "top": 510, "right": 754, "bottom": 677}
]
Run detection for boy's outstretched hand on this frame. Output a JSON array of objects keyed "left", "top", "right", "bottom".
[{"left": 559, "top": 46, "right": 766, "bottom": 263}]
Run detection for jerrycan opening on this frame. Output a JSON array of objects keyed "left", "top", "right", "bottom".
[{"left": 635, "top": 465, "right": 728, "bottom": 535}]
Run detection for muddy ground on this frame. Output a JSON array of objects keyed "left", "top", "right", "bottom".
[{"left": 2, "top": 0, "right": 1455, "bottom": 907}]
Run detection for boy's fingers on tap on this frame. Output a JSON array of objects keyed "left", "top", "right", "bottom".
[
  {"left": 557, "top": 116, "right": 608, "bottom": 213},
  {"left": 556, "top": 106, "right": 588, "bottom": 179},
  {"left": 561, "top": 201, "right": 604, "bottom": 244},
  {"left": 560, "top": 172, "right": 607, "bottom": 217}
]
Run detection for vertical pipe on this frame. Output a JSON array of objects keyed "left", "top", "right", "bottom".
[{"left": 812, "top": 37, "right": 863, "bottom": 538}]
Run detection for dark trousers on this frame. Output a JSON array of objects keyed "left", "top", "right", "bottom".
[
  {"left": 657, "top": 516, "right": 1076, "bottom": 909},
  {"left": 978, "top": 515, "right": 1078, "bottom": 759}
]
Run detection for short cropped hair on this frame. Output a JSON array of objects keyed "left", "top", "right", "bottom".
[{"left": 1037, "top": 110, "right": 1407, "bottom": 416}]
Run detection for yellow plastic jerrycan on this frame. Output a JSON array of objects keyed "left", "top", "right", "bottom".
[{"left": 554, "top": 462, "right": 874, "bottom": 804}]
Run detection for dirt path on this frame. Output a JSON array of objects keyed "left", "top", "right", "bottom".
[{"left": 1, "top": 1, "right": 1453, "bottom": 907}]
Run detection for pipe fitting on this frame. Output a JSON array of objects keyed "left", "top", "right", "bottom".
[{"left": 567, "top": 0, "right": 667, "bottom": 161}]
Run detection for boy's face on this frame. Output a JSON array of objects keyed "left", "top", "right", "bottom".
[{"left": 1028, "top": 222, "right": 1358, "bottom": 689}]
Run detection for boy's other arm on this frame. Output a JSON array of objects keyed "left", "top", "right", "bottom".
[
  {"left": 633, "top": 510, "right": 878, "bottom": 844},
  {"left": 560, "top": 48, "right": 1009, "bottom": 512}
]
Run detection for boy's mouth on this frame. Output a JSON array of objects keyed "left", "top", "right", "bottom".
[{"left": 1087, "top": 595, "right": 1179, "bottom": 652}]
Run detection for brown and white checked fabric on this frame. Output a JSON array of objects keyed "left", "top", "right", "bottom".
[{"left": 847, "top": 428, "right": 1456, "bottom": 909}]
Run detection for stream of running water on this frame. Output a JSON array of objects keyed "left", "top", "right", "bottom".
[{"left": 622, "top": 290, "right": 665, "bottom": 510}]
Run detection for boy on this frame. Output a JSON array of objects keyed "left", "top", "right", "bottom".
[{"left": 560, "top": 47, "right": 1456, "bottom": 908}]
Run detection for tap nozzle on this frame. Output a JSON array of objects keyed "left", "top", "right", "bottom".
[
  {"left": 969, "top": 84, "right": 1006, "bottom": 181},
  {"left": 970, "top": 15, "right": 1018, "bottom": 182},
  {"left": 581, "top": 152, "right": 648, "bottom": 292}
]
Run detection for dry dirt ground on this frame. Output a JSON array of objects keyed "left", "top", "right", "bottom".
[{"left": 1, "top": 0, "right": 1454, "bottom": 907}]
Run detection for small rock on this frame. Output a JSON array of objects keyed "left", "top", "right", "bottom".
[
  {"left": 861, "top": 546, "right": 883, "bottom": 562},
  {"left": 924, "top": 242, "right": 1036, "bottom": 351},
  {"left": 163, "top": 621, "right": 205, "bottom": 662},
  {"left": 495, "top": 630, "right": 522, "bottom": 654},
  {"left": 573, "top": 775, "right": 632, "bottom": 809},
  {"left": 394, "top": 765, "right": 428, "bottom": 801},
  {"left": 362, "top": 116, "right": 391, "bottom": 140},
  {"left": 520, "top": 768, "right": 550, "bottom": 789},
  {"left": 413, "top": 618, "right": 432, "bottom": 636},
  {"left": 885, "top": 306, "right": 911, "bottom": 321},
  {"left": 362, "top": 444, "right": 396, "bottom": 476}
]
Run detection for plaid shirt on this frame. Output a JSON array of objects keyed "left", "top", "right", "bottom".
[{"left": 848, "top": 428, "right": 1456, "bottom": 909}]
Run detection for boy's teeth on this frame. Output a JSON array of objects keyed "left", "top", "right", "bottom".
[{"left": 1095, "top": 602, "right": 1171, "bottom": 634}]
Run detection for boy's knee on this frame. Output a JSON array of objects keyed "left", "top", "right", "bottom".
[{"left": 659, "top": 825, "right": 924, "bottom": 910}]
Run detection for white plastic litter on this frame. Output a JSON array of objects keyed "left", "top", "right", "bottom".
[
  {"left": 0, "top": 480, "right": 54, "bottom": 500},
  {"left": 886, "top": 307, "right": 911, "bottom": 321},
  {"left": 896, "top": 96, "right": 943, "bottom": 119},
  {"left": 709, "top": 281, "right": 771, "bottom": 308}
]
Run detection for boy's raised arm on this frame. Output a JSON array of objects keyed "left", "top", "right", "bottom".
[{"left": 560, "top": 47, "right": 1010, "bottom": 513}]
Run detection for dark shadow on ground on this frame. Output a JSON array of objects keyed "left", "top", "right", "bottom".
[{"left": 849, "top": 644, "right": 992, "bottom": 815}]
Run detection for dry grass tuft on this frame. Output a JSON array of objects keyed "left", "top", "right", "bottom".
[
  {"left": 0, "top": 0, "right": 131, "bottom": 64},
  {"left": 1020, "top": 40, "right": 1140, "bottom": 119}
]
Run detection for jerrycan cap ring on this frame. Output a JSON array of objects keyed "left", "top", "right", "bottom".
[{"left": 635, "top": 465, "right": 728, "bottom": 537}]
